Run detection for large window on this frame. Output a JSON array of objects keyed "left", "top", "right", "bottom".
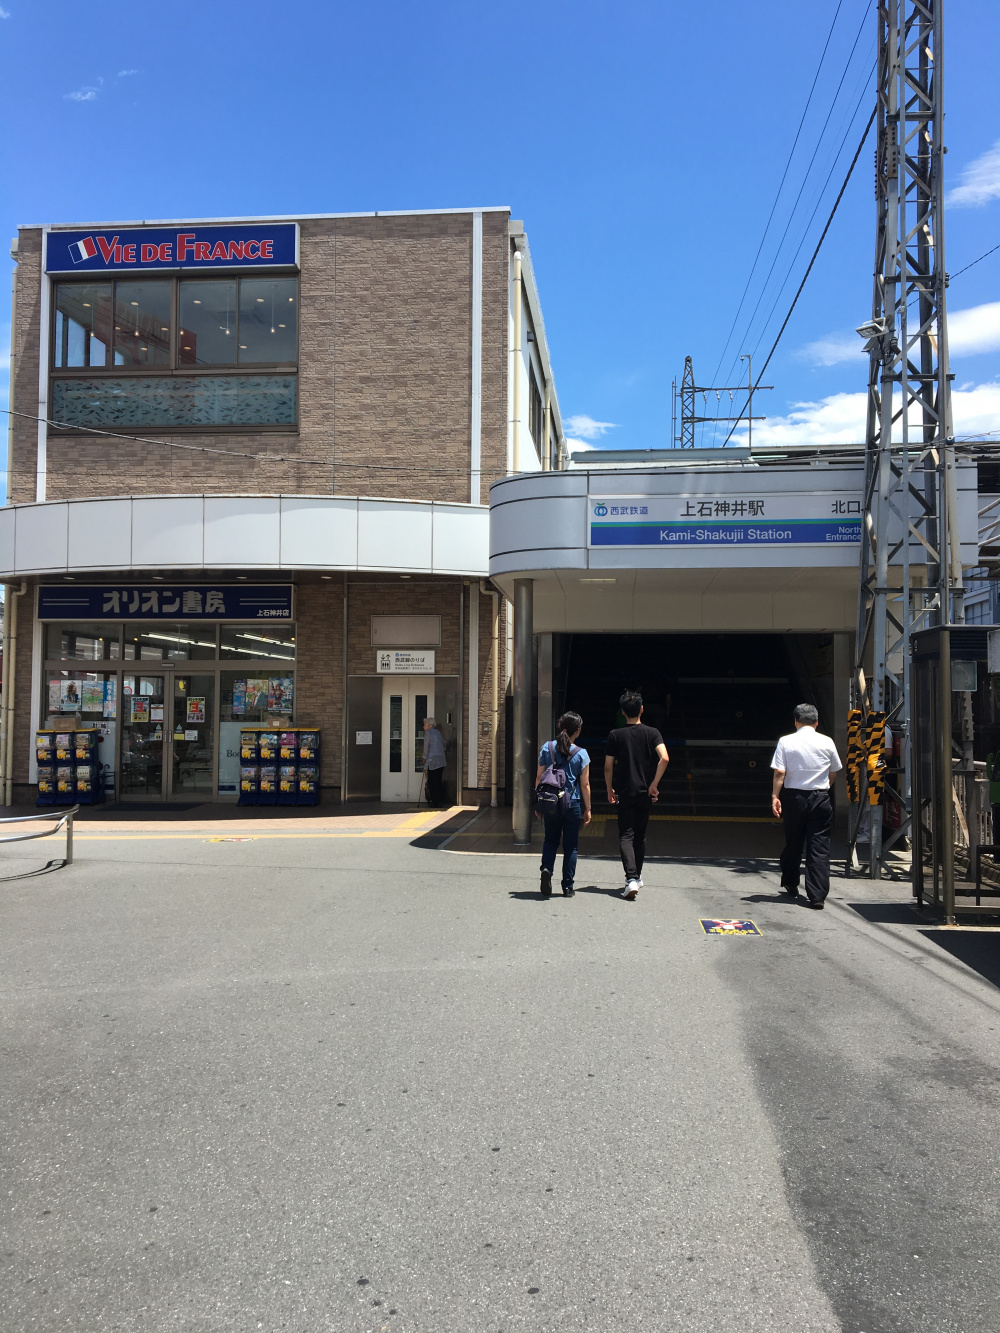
[{"left": 52, "top": 275, "right": 297, "bottom": 429}]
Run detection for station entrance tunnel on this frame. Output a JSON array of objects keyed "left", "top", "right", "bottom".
[{"left": 551, "top": 632, "right": 839, "bottom": 819}]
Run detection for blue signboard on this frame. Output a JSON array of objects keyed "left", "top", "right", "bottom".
[
  {"left": 38, "top": 585, "right": 294, "bottom": 621},
  {"left": 589, "top": 493, "right": 863, "bottom": 547},
  {"left": 45, "top": 223, "right": 298, "bottom": 274}
]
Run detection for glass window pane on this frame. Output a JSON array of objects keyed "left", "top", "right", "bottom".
[
  {"left": 51, "top": 375, "right": 297, "bottom": 428},
  {"left": 123, "top": 624, "right": 217, "bottom": 661},
  {"left": 113, "top": 281, "right": 171, "bottom": 366},
  {"left": 45, "top": 669, "right": 114, "bottom": 720},
  {"left": 178, "top": 281, "right": 237, "bottom": 366},
  {"left": 238, "top": 278, "right": 297, "bottom": 363},
  {"left": 45, "top": 622, "right": 120, "bottom": 661},
  {"left": 54, "top": 284, "right": 111, "bottom": 368},
  {"left": 219, "top": 624, "right": 296, "bottom": 661},
  {"left": 220, "top": 671, "right": 295, "bottom": 723}
]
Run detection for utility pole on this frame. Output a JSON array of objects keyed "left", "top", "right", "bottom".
[
  {"left": 852, "top": 0, "right": 961, "bottom": 882},
  {"left": 671, "top": 355, "right": 772, "bottom": 448},
  {"left": 740, "top": 354, "right": 753, "bottom": 454}
]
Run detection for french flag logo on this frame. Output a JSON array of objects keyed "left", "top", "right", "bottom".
[{"left": 68, "top": 236, "right": 99, "bottom": 264}]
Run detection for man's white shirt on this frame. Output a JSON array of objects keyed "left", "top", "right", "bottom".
[{"left": 770, "top": 728, "right": 843, "bottom": 791}]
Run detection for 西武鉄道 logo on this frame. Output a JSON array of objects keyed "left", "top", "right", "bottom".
[{"left": 593, "top": 504, "right": 608, "bottom": 517}]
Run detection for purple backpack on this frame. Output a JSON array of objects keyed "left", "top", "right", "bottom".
[{"left": 534, "top": 741, "right": 578, "bottom": 816}]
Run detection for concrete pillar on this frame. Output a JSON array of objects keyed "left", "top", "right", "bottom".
[{"left": 512, "top": 578, "right": 534, "bottom": 844}]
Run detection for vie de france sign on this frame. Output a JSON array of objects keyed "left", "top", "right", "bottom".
[
  {"left": 45, "top": 223, "right": 299, "bottom": 274},
  {"left": 589, "top": 493, "right": 863, "bottom": 548},
  {"left": 37, "top": 585, "right": 294, "bottom": 621}
]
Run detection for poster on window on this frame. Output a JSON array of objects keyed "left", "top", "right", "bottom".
[
  {"left": 246, "top": 678, "right": 269, "bottom": 713},
  {"left": 187, "top": 697, "right": 206, "bottom": 724},
  {"left": 130, "top": 697, "right": 150, "bottom": 724},
  {"left": 267, "top": 677, "right": 293, "bottom": 714},
  {"left": 60, "top": 680, "right": 82, "bottom": 710},
  {"left": 81, "top": 681, "right": 104, "bottom": 713},
  {"left": 232, "top": 680, "right": 247, "bottom": 716},
  {"left": 103, "top": 678, "right": 117, "bottom": 718},
  {"left": 48, "top": 680, "right": 62, "bottom": 713}
]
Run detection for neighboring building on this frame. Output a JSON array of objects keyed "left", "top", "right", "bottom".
[{"left": 1, "top": 209, "right": 565, "bottom": 805}]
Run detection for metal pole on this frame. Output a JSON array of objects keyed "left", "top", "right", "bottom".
[
  {"left": 939, "top": 626, "right": 955, "bottom": 922},
  {"left": 512, "top": 578, "right": 534, "bottom": 844},
  {"left": 741, "top": 354, "right": 752, "bottom": 452},
  {"left": 65, "top": 807, "right": 74, "bottom": 865}
]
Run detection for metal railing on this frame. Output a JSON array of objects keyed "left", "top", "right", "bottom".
[{"left": 0, "top": 806, "right": 78, "bottom": 865}]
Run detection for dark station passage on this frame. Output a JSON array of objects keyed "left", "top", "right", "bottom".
[{"left": 553, "top": 632, "right": 837, "bottom": 818}]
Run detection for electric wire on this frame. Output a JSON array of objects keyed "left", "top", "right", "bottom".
[
  {"left": 719, "top": 104, "right": 878, "bottom": 449},
  {"left": 719, "top": 6, "right": 874, "bottom": 392},
  {"left": 709, "top": 0, "right": 848, "bottom": 391}
]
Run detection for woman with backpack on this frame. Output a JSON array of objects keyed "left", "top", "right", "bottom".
[{"left": 535, "top": 711, "right": 592, "bottom": 898}]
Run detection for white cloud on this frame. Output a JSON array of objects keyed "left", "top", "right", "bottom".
[
  {"left": 731, "top": 379, "right": 1000, "bottom": 447},
  {"left": 563, "top": 413, "right": 617, "bottom": 441},
  {"left": 118, "top": 68, "right": 138, "bottom": 76},
  {"left": 65, "top": 86, "right": 99, "bottom": 102},
  {"left": 0, "top": 7, "right": 10, "bottom": 17},
  {"left": 949, "top": 301, "right": 1000, "bottom": 357},
  {"left": 800, "top": 301, "right": 1000, "bottom": 368},
  {"left": 948, "top": 139, "right": 1000, "bottom": 208},
  {"left": 565, "top": 438, "right": 596, "bottom": 464}
]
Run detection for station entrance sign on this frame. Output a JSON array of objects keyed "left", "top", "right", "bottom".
[{"left": 589, "top": 493, "right": 862, "bottom": 548}]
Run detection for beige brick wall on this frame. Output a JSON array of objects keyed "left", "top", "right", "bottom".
[{"left": 11, "top": 212, "right": 511, "bottom": 508}]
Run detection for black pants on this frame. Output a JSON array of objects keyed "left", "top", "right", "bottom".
[
  {"left": 780, "top": 788, "right": 833, "bottom": 902},
  {"left": 426, "top": 766, "right": 445, "bottom": 807},
  {"left": 617, "top": 794, "right": 653, "bottom": 882}
]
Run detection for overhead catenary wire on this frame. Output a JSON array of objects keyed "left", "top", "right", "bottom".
[
  {"left": 709, "top": 0, "right": 850, "bottom": 390},
  {"left": 718, "top": 6, "right": 875, "bottom": 393},
  {"left": 719, "top": 103, "right": 878, "bottom": 450}
]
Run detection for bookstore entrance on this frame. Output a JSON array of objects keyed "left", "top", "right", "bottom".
[{"left": 119, "top": 672, "right": 216, "bottom": 800}]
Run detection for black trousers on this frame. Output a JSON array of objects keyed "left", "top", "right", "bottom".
[
  {"left": 426, "top": 766, "right": 445, "bottom": 807},
  {"left": 617, "top": 794, "right": 653, "bottom": 881},
  {"left": 780, "top": 788, "right": 833, "bottom": 902}
]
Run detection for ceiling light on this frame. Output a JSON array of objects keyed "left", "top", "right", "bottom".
[
  {"left": 82, "top": 302, "right": 91, "bottom": 307},
  {"left": 320, "top": 575, "right": 332, "bottom": 580},
  {"left": 240, "top": 345, "right": 247, "bottom": 349},
  {"left": 278, "top": 323, "right": 286, "bottom": 328},
  {"left": 236, "top": 575, "right": 247, "bottom": 580},
  {"left": 579, "top": 578, "right": 617, "bottom": 583},
  {"left": 131, "top": 301, "right": 138, "bottom": 306},
  {"left": 193, "top": 299, "right": 201, "bottom": 304},
  {"left": 256, "top": 298, "right": 264, "bottom": 303}
]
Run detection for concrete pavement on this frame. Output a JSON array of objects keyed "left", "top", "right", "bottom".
[{"left": 1, "top": 823, "right": 998, "bottom": 1332}]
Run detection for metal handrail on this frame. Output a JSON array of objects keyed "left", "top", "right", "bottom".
[{"left": 0, "top": 805, "right": 78, "bottom": 865}]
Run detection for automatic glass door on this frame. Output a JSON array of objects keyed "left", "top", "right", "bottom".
[{"left": 381, "top": 678, "right": 434, "bottom": 802}]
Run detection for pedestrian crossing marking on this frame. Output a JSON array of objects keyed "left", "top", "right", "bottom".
[{"left": 700, "top": 918, "right": 762, "bottom": 936}]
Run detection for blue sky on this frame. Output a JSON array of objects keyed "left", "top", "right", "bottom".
[{"left": 1, "top": 0, "right": 998, "bottom": 464}]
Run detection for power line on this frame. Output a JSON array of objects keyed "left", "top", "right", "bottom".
[
  {"left": 950, "top": 241, "right": 1000, "bottom": 281},
  {"left": 0, "top": 408, "right": 496, "bottom": 478},
  {"left": 720, "top": 103, "right": 878, "bottom": 450},
  {"left": 709, "top": 0, "right": 849, "bottom": 388},
  {"left": 720, "top": 5, "right": 874, "bottom": 389}
]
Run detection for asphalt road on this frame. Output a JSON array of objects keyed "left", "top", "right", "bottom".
[{"left": 1, "top": 830, "right": 998, "bottom": 1332}]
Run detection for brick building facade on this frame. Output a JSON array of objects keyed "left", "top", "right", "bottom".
[{"left": 1, "top": 208, "right": 565, "bottom": 807}]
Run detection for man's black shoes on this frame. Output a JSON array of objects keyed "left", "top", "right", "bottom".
[
  {"left": 562, "top": 885, "right": 575, "bottom": 897},
  {"left": 782, "top": 884, "right": 800, "bottom": 898},
  {"left": 805, "top": 899, "right": 825, "bottom": 910},
  {"left": 540, "top": 869, "right": 552, "bottom": 898}
]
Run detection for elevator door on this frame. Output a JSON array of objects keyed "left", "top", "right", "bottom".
[{"left": 380, "top": 678, "right": 435, "bottom": 802}]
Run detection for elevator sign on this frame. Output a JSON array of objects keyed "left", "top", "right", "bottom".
[
  {"left": 377, "top": 650, "right": 435, "bottom": 674},
  {"left": 589, "top": 493, "right": 863, "bottom": 547},
  {"left": 45, "top": 223, "right": 299, "bottom": 273}
]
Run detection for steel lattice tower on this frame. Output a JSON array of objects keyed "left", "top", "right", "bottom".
[{"left": 852, "top": 0, "right": 963, "bottom": 876}]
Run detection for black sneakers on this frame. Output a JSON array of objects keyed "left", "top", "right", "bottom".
[{"left": 540, "top": 869, "right": 552, "bottom": 898}]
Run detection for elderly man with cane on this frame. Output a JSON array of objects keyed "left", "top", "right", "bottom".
[
  {"left": 771, "top": 703, "right": 843, "bottom": 910},
  {"left": 422, "top": 716, "right": 447, "bottom": 807}
]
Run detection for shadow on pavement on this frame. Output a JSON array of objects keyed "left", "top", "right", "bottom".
[
  {"left": 0, "top": 858, "right": 68, "bottom": 882},
  {"left": 847, "top": 902, "right": 923, "bottom": 925},
  {"left": 920, "top": 930, "right": 1000, "bottom": 989}
]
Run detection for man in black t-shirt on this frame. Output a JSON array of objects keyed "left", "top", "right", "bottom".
[{"left": 604, "top": 690, "right": 669, "bottom": 901}]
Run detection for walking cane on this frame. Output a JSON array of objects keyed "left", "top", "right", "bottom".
[{"left": 418, "top": 769, "right": 425, "bottom": 806}]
